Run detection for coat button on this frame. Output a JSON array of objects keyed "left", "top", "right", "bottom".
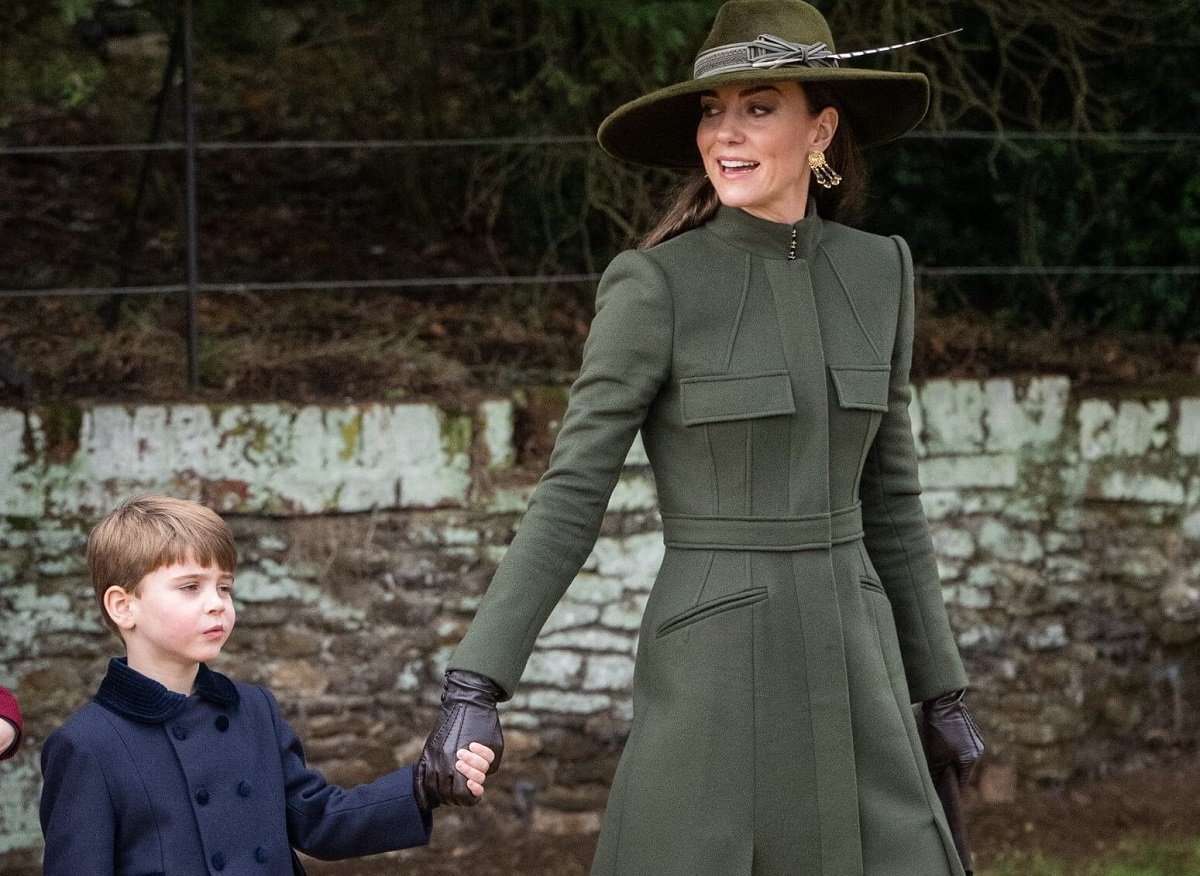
[
  {"left": 211, "top": 852, "right": 226, "bottom": 871},
  {"left": 214, "top": 715, "right": 230, "bottom": 732},
  {"left": 237, "top": 780, "right": 252, "bottom": 798},
  {"left": 195, "top": 788, "right": 209, "bottom": 805},
  {"left": 172, "top": 725, "right": 188, "bottom": 741},
  {"left": 254, "top": 845, "right": 269, "bottom": 863}
]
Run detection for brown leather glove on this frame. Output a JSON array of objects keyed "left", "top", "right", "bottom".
[
  {"left": 413, "top": 670, "right": 505, "bottom": 811},
  {"left": 923, "top": 688, "right": 984, "bottom": 788}
]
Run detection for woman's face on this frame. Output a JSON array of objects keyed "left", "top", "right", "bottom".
[{"left": 696, "top": 82, "right": 837, "bottom": 224}]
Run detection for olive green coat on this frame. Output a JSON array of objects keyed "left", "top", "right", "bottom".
[{"left": 450, "top": 205, "right": 969, "bottom": 876}]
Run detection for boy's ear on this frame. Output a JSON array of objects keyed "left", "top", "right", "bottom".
[{"left": 104, "top": 586, "right": 137, "bottom": 630}]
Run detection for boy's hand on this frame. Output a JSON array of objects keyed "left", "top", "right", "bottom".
[{"left": 455, "top": 742, "right": 496, "bottom": 798}]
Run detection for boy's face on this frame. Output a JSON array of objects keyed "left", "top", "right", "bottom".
[{"left": 118, "top": 553, "right": 236, "bottom": 676}]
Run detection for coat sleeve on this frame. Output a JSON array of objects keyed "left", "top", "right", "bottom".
[
  {"left": 858, "top": 235, "right": 968, "bottom": 704},
  {"left": 40, "top": 725, "right": 117, "bottom": 876},
  {"left": 449, "top": 250, "right": 673, "bottom": 696},
  {"left": 260, "top": 687, "right": 433, "bottom": 859},
  {"left": 0, "top": 686, "right": 22, "bottom": 760}
]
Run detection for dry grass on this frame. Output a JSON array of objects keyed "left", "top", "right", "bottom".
[{"left": 4, "top": 293, "right": 1197, "bottom": 407}]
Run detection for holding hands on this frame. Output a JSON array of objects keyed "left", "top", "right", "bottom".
[
  {"left": 449, "top": 742, "right": 496, "bottom": 799},
  {"left": 414, "top": 670, "right": 505, "bottom": 810}
]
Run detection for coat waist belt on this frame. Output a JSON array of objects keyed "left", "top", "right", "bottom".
[{"left": 660, "top": 503, "right": 864, "bottom": 551}]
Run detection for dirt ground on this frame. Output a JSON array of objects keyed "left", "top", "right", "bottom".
[{"left": 965, "top": 751, "right": 1200, "bottom": 867}]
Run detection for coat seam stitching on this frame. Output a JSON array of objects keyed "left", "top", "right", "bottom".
[
  {"left": 818, "top": 244, "right": 883, "bottom": 360},
  {"left": 721, "top": 252, "right": 754, "bottom": 371}
]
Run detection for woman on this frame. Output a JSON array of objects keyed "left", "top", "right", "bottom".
[{"left": 417, "top": 2, "right": 983, "bottom": 874}]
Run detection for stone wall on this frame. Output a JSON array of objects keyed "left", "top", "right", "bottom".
[{"left": 1, "top": 378, "right": 1198, "bottom": 870}]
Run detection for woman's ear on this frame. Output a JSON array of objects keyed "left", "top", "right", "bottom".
[
  {"left": 813, "top": 106, "right": 839, "bottom": 153},
  {"left": 104, "top": 586, "right": 137, "bottom": 631}
]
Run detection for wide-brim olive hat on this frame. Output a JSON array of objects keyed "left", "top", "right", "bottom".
[{"left": 598, "top": 0, "right": 941, "bottom": 168}]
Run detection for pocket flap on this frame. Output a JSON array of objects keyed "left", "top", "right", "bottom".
[
  {"left": 829, "top": 365, "right": 890, "bottom": 412},
  {"left": 679, "top": 370, "right": 795, "bottom": 426}
]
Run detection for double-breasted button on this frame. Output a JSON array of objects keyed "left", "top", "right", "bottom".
[
  {"left": 237, "top": 780, "right": 253, "bottom": 798},
  {"left": 254, "top": 845, "right": 269, "bottom": 863},
  {"left": 194, "top": 788, "right": 209, "bottom": 806},
  {"left": 214, "top": 715, "right": 230, "bottom": 732},
  {"left": 172, "top": 725, "right": 188, "bottom": 741},
  {"left": 211, "top": 852, "right": 226, "bottom": 871}
]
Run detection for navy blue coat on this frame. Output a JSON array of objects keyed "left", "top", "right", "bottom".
[{"left": 40, "top": 659, "right": 432, "bottom": 876}]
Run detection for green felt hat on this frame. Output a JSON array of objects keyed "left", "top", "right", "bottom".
[{"left": 597, "top": 0, "right": 942, "bottom": 168}]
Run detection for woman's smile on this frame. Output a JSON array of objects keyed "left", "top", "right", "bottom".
[{"left": 717, "top": 158, "right": 760, "bottom": 176}]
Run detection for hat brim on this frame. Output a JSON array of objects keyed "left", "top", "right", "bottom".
[{"left": 597, "top": 67, "right": 929, "bottom": 168}]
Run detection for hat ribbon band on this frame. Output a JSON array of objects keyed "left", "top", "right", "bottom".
[
  {"left": 693, "top": 28, "right": 964, "bottom": 80},
  {"left": 694, "top": 34, "right": 838, "bottom": 79}
]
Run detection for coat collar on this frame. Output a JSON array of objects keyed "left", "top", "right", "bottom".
[
  {"left": 705, "top": 201, "right": 824, "bottom": 261},
  {"left": 94, "top": 657, "right": 239, "bottom": 724}
]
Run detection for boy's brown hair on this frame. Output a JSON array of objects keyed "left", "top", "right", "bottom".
[{"left": 87, "top": 495, "right": 238, "bottom": 634}]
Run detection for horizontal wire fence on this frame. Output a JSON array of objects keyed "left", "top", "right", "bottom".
[
  {"left": 2, "top": 129, "right": 1197, "bottom": 157},
  {"left": 2, "top": 130, "right": 1198, "bottom": 301}
]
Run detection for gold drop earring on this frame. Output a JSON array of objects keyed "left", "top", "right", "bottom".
[{"left": 808, "top": 151, "right": 842, "bottom": 189}]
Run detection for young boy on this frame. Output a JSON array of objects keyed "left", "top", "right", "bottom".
[
  {"left": 0, "top": 685, "right": 21, "bottom": 759},
  {"left": 40, "top": 495, "right": 495, "bottom": 875}
]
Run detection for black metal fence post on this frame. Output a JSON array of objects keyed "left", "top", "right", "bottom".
[
  {"left": 181, "top": 0, "right": 200, "bottom": 390},
  {"left": 101, "top": 18, "right": 184, "bottom": 331}
]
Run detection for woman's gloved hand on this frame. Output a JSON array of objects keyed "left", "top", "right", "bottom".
[
  {"left": 414, "top": 670, "right": 505, "bottom": 810},
  {"left": 922, "top": 688, "right": 984, "bottom": 788}
]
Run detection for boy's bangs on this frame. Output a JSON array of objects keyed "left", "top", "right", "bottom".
[{"left": 147, "top": 530, "right": 237, "bottom": 576}]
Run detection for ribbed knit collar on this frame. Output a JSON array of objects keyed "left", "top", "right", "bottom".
[
  {"left": 94, "top": 657, "right": 239, "bottom": 724},
  {"left": 704, "top": 201, "right": 824, "bottom": 261}
]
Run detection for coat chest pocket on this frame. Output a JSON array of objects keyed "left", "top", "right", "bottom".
[
  {"left": 679, "top": 370, "right": 795, "bottom": 426},
  {"left": 829, "top": 365, "right": 890, "bottom": 412}
]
